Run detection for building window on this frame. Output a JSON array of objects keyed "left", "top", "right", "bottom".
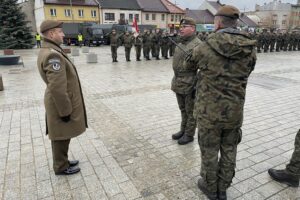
[
  {"left": 78, "top": 9, "right": 84, "bottom": 17},
  {"left": 91, "top": 10, "right": 97, "bottom": 18},
  {"left": 272, "top": 20, "right": 277, "bottom": 25},
  {"left": 171, "top": 14, "right": 174, "bottom": 22},
  {"left": 105, "top": 13, "right": 115, "bottom": 21},
  {"left": 152, "top": 13, "right": 156, "bottom": 20},
  {"left": 179, "top": 15, "right": 182, "bottom": 21},
  {"left": 282, "top": 20, "right": 286, "bottom": 25},
  {"left": 50, "top": 8, "right": 56, "bottom": 17},
  {"left": 145, "top": 13, "right": 149, "bottom": 21},
  {"left": 175, "top": 15, "right": 178, "bottom": 22},
  {"left": 129, "top": 14, "right": 133, "bottom": 22},
  {"left": 161, "top": 14, "right": 165, "bottom": 21},
  {"left": 135, "top": 14, "right": 139, "bottom": 22},
  {"left": 65, "top": 9, "right": 71, "bottom": 17}
]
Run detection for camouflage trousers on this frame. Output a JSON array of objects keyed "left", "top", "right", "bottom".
[
  {"left": 125, "top": 47, "right": 132, "bottom": 61},
  {"left": 111, "top": 46, "right": 118, "bottom": 60},
  {"left": 286, "top": 129, "right": 300, "bottom": 175},
  {"left": 176, "top": 93, "right": 196, "bottom": 137},
  {"left": 135, "top": 46, "right": 142, "bottom": 60},
  {"left": 198, "top": 126, "right": 242, "bottom": 192}
]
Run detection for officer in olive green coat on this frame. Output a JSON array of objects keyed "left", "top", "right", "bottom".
[
  {"left": 269, "top": 129, "right": 300, "bottom": 188},
  {"left": 142, "top": 30, "right": 152, "bottom": 60},
  {"left": 171, "top": 17, "right": 202, "bottom": 145},
  {"left": 37, "top": 20, "right": 88, "bottom": 175},
  {"left": 123, "top": 31, "right": 134, "bottom": 61},
  {"left": 191, "top": 5, "right": 256, "bottom": 200}
]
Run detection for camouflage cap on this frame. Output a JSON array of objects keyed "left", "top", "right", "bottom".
[
  {"left": 40, "top": 20, "right": 63, "bottom": 33},
  {"left": 180, "top": 17, "right": 196, "bottom": 26},
  {"left": 215, "top": 5, "right": 240, "bottom": 19}
]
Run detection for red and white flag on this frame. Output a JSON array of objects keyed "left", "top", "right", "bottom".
[{"left": 132, "top": 16, "right": 139, "bottom": 34}]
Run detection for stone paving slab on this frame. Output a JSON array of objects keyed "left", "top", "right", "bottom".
[{"left": 0, "top": 47, "right": 300, "bottom": 199}]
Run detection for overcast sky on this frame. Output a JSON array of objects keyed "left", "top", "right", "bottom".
[{"left": 171, "top": 0, "right": 297, "bottom": 11}]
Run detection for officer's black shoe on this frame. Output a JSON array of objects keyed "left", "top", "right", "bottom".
[
  {"left": 268, "top": 169, "right": 299, "bottom": 187},
  {"left": 137, "top": 59, "right": 141, "bottom": 61},
  {"left": 172, "top": 131, "right": 184, "bottom": 140},
  {"left": 178, "top": 135, "right": 194, "bottom": 145},
  {"left": 218, "top": 191, "right": 227, "bottom": 200},
  {"left": 156, "top": 58, "right": 161, "bottom": 60},
  {"left": 165, "top": 57, "right": 169, "bottom": 59},
  {"left": 55, "top": 166, "right": 80, "bottom": 175},
  {"left": 69, "top": 160, "right": 79, "bottom": 167},
  {"left": 197, "top": 178, "right": 218, "bottom": 200}
]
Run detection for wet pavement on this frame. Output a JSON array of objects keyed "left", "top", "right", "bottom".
[{"left": 0, "top": 46, "right": 300, "bottom": 200}]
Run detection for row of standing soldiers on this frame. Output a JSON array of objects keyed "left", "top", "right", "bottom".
[
  {"left": 110, "top": 29, "right": 180, "bottom": 62},
  {"left": 252, "top": 31, "right": 300, "bottom": 53}
]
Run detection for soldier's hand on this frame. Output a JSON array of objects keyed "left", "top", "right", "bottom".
[{"left": 61, "top": 115, "right": 71, "bottom": 123}]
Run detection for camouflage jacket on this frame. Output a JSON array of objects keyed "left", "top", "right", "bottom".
[
  {"left": 191, "top": 28, "right": 257, "bottom": 129},
  {"left": 123, "top": 35, "right": 134, "bottom": 48},
  {"left": 171, "top": 35, "right": 202, "bottom": 94},
  {"left": 110, "top": 34, "right": 121, "bottom": 47}
]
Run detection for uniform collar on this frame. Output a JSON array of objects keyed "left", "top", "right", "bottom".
[{"left": 42, "top": 38, "right": 68, "bottom": 58}]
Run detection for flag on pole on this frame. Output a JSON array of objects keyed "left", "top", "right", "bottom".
[{"left": 132, "top": 16, "right": 139, "bottom": 33}]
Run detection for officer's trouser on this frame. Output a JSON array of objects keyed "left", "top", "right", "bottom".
[
  {"left": 176, "top": 93, "right": 196, "bottom": 137},
  {"left": 51, "top": 139, "right": 71, "bottom": 173},
  {"left": 198, "top": 126, "right": 242, "bottom": 192},
  {"left": 286, "top": 129, "right": 300, "bottom": 175}
]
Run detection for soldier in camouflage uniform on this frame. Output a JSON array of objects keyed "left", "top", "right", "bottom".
[
  {"left": 276, "top": 32, "right": 283, "bottom": 52},
  {"left": 191, "top": 5, "right": 256, "bottom": 200},
  {"left": 269, "top": 29, "right": 276, "bottom": 52},
  {"left": 110, "top": 29, "right": 121, "bottom": 62},
  {"left": 152, "top": 29, "right": 162, "bottom": 60},
  {"left": 123, "top": 31, "right": 134, "bottom": 61},
  {"left": 134, "top": 32, "right": 143, "bottom": 61},
  {"left": 283, "top": 32, "right": 289, "bottom": 51},
  {"left": 142, "top": 30, "right": 152, "bottom": 60},
  {"left": 171, "top": 17, "right": 202, "bottom": 145},
  {"left": 263, "top": 29, "right": 270, "bottom": 53},
  {"left": 269, "top": 129, "right": 300, "bottom": 187},
  {"left": 256, "top": 32, "right": 263, "bottom": 53},
  {"left": 161, "top": 32, "right": 169, "bottom": 59}
]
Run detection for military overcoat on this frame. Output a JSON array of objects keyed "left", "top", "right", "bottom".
[{"left": 37, "top": 38, "right": 88, "bottom": 140}]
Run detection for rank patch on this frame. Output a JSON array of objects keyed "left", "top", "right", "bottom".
[{"left": 48, "top": 58, "right": 61, "bottom": 71}]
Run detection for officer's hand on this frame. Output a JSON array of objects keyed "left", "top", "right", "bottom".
[{"left": 61, "top": 115, "right": 71, "bottom": 123}]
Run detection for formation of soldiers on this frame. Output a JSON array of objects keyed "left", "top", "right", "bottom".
[
  {"left": 251, "top": 29, "right": 300, "bottom": 53},
  {"left": 110, "top": 28, "right": 180, "bottom": 62}
]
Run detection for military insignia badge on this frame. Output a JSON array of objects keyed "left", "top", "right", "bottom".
[{"left": 48, "top": 58, "right": 61, "bottom": 71}]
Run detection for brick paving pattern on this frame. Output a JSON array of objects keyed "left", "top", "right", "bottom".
[{"left": 0, "top": 46, "right": 300, "bottom": 199}]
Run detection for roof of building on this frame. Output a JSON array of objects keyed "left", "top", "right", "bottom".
[
  {"left": 207, "top": 0, "right": 223, "bottom": 10},
  {"left": 239, "top": 13, "right": 258, "bottom": 27},
  {"left": 137, "top": 0, "right": 169, "bottom": 13},
  {"left": 160, "top": 0, "right": 185, "bottom": 14},
  {"left": 100, "top": 0, "right": 141, "bottom": 10},
  {"left": 185, "top": 9, "right": 214, "bottom": 24},
  {"left": 44, "top": 0, "right": 98, "bottom": 6}
]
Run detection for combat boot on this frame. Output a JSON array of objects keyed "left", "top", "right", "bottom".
[
  {"left": 178, "top": 135, "right": 194, "bottom": 145},
  {"left": 218, "top": 190, "right": 227, "bottom": 200},
  {"left": 172, "top": 131, "right": 184, "bottom": 140},
  {"left": 197, "top": 178, "right": 218, "bottom": 200},
  {"left": 268, "top": 169, "right": 299, "bottom": 187}
]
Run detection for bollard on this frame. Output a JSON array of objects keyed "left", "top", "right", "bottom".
[
  {"left": 82, "top": 47, "right": 89, "bottom": 53},
  {"left": 71, "top": 48, "right": 80, "bottom": 56},
  {"left": 86, "top": 53, "right": 97, "bottom": 63},
  {"left": 0, "top": 74, "right": 4, "bottom": 91}
]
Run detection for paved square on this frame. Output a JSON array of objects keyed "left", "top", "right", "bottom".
[{"left": 0, "top": 46, "right": 300, "bottom": 199}]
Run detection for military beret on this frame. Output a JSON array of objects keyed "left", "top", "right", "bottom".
[
  {"left": 40, "top": 20, "right": 63, "bottom": 33},
  {"left": 215, "top": 5, "right": 240, "bottom": 19},
  {"left": 180, "top": 17, "right": 196, "bottom": 26}
]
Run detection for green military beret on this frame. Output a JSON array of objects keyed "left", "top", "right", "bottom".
[
  {"left": 40, "top": 20, "right": 63, "bottom": 33},
  {"left": 215, "top": 5, "right": 240, "bottom": 19},
  {"left": 180, "top": 17, "right": 196, "bottom": 26}
]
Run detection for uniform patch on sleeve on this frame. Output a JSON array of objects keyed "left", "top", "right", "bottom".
[{"left": 48, "top": 58, "right": 61, "bottom": 71}]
